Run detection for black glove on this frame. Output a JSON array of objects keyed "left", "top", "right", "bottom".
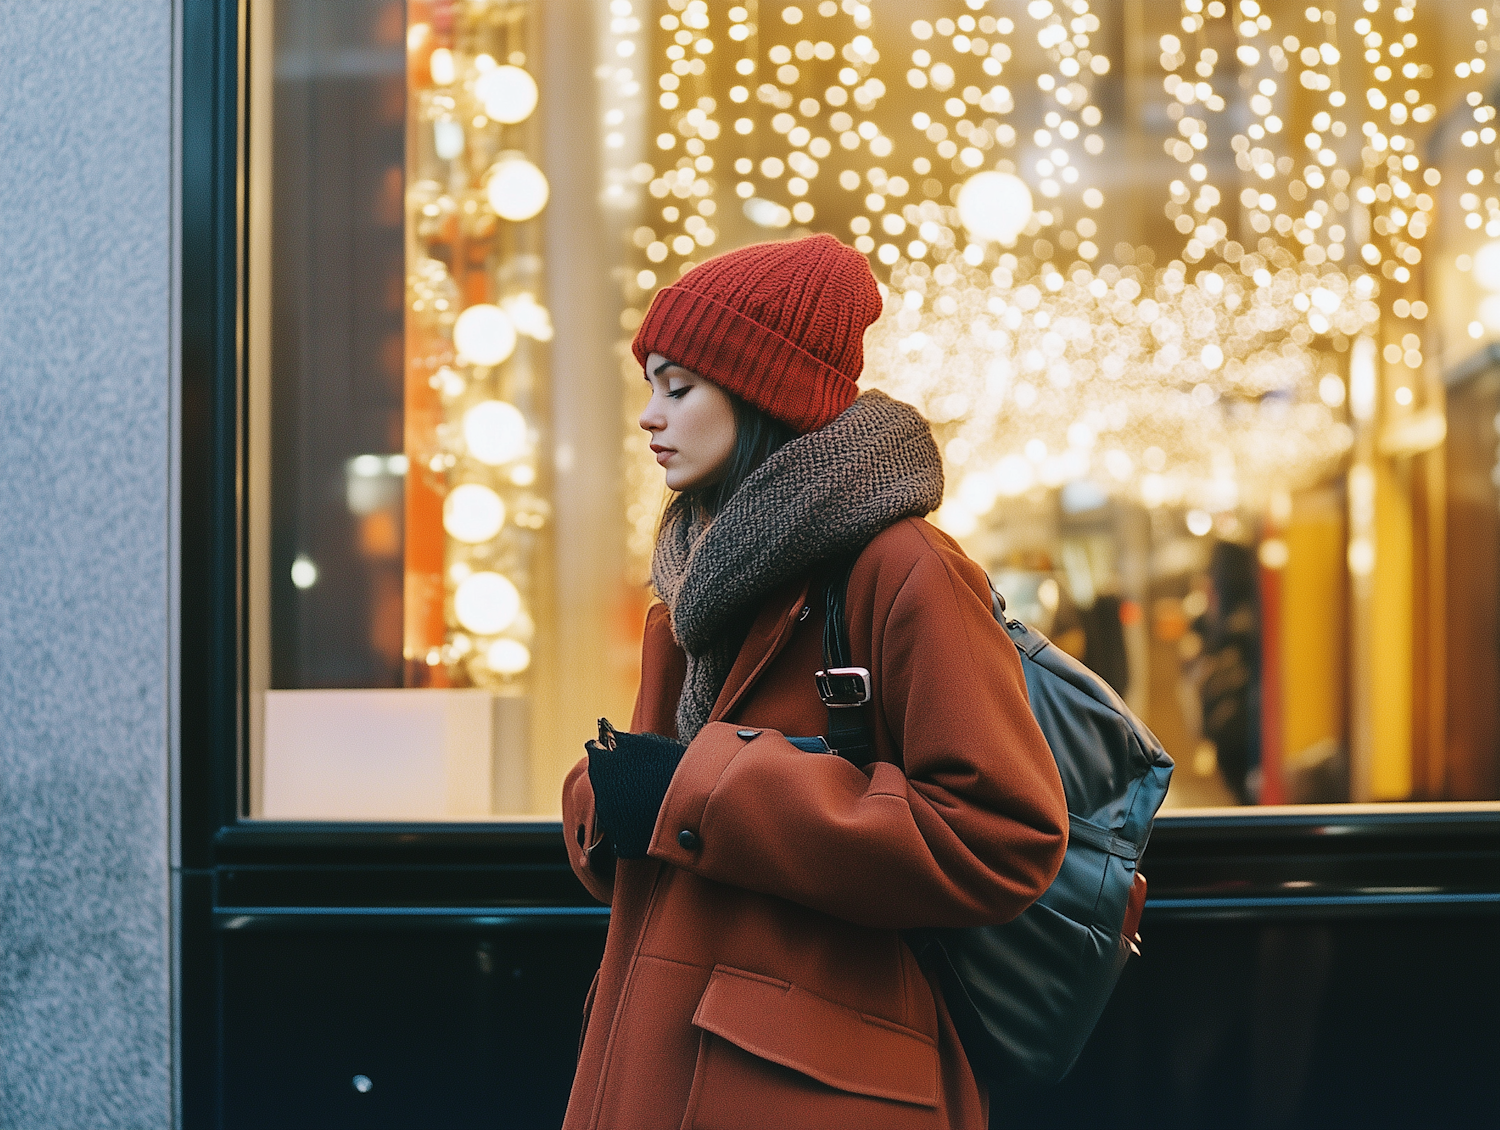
[{"left": 586, "top": 719, "right": 687, "bottom": 859}]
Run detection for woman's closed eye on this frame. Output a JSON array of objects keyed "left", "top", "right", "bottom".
[{"left": 667, "top": 386, "right": 690, "bottom": 399}]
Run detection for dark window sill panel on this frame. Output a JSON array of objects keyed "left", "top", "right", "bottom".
[{"left": 210, "top": 810, "right": 1500, "bottom": 917}]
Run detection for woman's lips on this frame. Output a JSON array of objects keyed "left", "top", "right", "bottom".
[{"left": 651, "top": 444, "right": 675, "bottom": 465}]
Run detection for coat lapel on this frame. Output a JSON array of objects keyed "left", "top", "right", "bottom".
[{"left": 708, "top": 576, "right": 811, "bottom": 725}]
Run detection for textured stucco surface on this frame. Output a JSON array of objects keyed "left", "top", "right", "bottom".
[{"left": 0, "top": 3, "right": 174, "bottom": 1128}]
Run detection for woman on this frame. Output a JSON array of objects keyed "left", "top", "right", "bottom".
[{"left": 562, "top": 233, "right": 1067, "bottom": 1130}]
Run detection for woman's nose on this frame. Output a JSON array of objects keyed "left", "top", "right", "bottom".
[{"left": 639, "top": 396, "right": 663, "bottom": 433}]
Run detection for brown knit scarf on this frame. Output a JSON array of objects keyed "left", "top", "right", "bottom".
[{"left": 651, "top": 390, "right": 945, "bottom": 742}]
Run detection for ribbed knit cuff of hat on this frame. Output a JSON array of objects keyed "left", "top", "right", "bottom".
[
  {"left": 632, "top": 233, "right": 883, "bottom": 434},
  {"left": 636, "top": 286, "right": 857, "bottom": 434},
  {"left": 586, "top": 730, "right": 688, "bottom": 859}
]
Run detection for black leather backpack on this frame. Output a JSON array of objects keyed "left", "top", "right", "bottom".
[{"left": 816, "top": 560, "right": 1174, "bottom": 1087}]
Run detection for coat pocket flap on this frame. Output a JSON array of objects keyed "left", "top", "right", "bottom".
[{"left": 691, "top": 965, "right": 939, "bottom": 1107}]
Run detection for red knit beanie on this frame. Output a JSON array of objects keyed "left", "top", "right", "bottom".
[{"left": 632, "top": 233, "right": 883, "bottom": 434}]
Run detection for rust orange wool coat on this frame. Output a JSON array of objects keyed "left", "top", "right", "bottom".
[{"left": 561, "top": 517, "right": 1069, "bottom": 1130}]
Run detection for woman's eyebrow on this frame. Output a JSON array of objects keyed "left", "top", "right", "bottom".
[{"left": 651, "top": 359, "right": 680, "bottom": 379}]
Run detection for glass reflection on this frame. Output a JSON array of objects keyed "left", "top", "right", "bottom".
[{"left": 250, "top": 0, "right": 1500, "bottom": 818}]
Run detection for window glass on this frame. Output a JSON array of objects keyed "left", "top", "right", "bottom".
[{"left": 249, "top": 0, "right": 1500, "bottom": 820}]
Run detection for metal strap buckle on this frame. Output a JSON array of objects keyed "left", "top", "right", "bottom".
[{"left": 814, "top": 667, "right": 872, "bottom": 707}]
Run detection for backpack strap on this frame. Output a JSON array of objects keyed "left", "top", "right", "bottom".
[
  {"left": 816, "top": 557, "right": 1014, "bottom": 769},
  {"left": 816, "top": 555, "right": 878, "bottom": 768}
]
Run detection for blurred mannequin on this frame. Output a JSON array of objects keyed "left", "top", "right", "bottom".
[{"left": 1196, "top": 542, "right": 1261, "bottom": 804}]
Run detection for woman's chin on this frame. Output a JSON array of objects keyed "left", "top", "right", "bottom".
[
  {"left": 663, "top": 463, "right": 730, "bottom": 494},
  {"left": 662, "top": 467, "right": 696, "bottom": 492}
]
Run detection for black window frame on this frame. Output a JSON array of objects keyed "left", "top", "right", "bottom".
[
  {"left": 178, "top": 7, "right": 605, "bottom": 1124},
  {"left": 180, "top": 0, "right": 1500, "bottom": 906},
  {"left": 181, "top": 2, "right": 1500, "bottom": 1122},
  {"left": 178, "top": 5, "right": 1500, "bottom": 1119}
]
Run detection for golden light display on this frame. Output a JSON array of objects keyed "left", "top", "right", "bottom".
[
  {"left": 404, "top": 1, "right": 551, "bottom": 690},
  {"left": 378, "top": 1, "right": 1500, "bottom": 808},
  {"left": 596, "top": 0, "right": 1497, "bottom": 580}
]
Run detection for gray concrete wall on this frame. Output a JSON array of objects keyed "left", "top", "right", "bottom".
[{"left": 0, "top": 3, "right": 175, "bottom": 1128}]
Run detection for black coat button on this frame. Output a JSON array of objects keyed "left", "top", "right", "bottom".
[
  {"left": 736, "top": 729, "right": 759, "bottom": 740},
  {"left": 678, "top": 829, "right": 701, "bottom": 850}
]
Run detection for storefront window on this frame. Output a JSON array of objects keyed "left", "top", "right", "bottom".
[{"left": 248, "top": 0, "right": 1500, "bottom": 820}]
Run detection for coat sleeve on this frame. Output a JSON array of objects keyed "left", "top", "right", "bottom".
[
  {"left": 562, "top": 756, "right": 614, "bottom": 905},
  {"left": 647, "top": 528, "right": 1069, "bottom": 931},
  {"left": 561, "top": 601, "right": 689, "bottom": 904}
]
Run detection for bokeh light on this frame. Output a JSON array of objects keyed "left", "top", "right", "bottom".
[
  {"left": 956, "top": 172, "right": 1034, "bottom": 244},
  {"left": 443, "top": 483, "right": 506, "bottom": 544},
  {"left": 454, "top": 572, "right": 521, "bottom": 636},
  {"left": 486, "top": 156, "right": 550, "bottom": 221},
  {"left": 474, "top": 65, "right": 538, "bottom": 124},
  {"left": 462, "top": 400, "right": 529, "bottom": 466},
  {"left": 485, "top": 638, "right": 532, "bottom": 675},
  {"left": 453, "top": 305, "right": 517, "bottom": 366}
]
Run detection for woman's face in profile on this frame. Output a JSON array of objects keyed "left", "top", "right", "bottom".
[{"left": 639, "top": 352, "right": 738, "bottom": 493}]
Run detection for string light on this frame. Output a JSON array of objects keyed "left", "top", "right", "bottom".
[{"left": 611, "top": 0, "right": 1487, "bottom": 572}]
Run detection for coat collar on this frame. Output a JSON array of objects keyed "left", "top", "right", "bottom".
[{"left": 708, "top": 576, "right": 811, "bottom": 724}]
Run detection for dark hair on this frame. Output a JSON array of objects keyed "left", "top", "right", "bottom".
[{"left": 681, "top": 393, "right": 797, "bottom": 519}]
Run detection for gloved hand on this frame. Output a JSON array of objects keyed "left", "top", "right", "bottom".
[{"left": 586, "top": 719, "right": 687, "bottom": 859}]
